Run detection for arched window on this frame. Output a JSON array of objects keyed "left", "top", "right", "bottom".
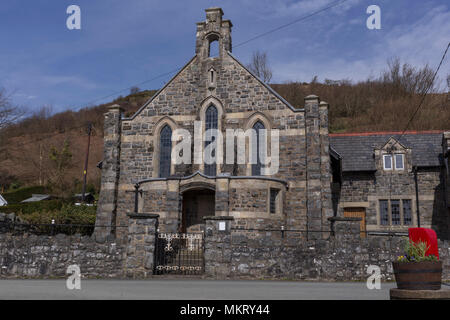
[
  {"left": 159, "top": 125, "right": 172, "bottom": 178},
  {"left": 252, "top": 121, "right": 265, "bottom": 176},
  {"left": 204, "top": 105, "right": 218, "bottom": 176}
]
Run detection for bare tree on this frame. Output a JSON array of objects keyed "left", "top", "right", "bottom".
[
  {"left": 48, "top": 140, "right": 74, "bottom": 197},
  {"left": 382, "top": 57, "right": 435, "bottom": 95},
  {"left": 0, "top": 88, "right": 25, "bottom": 130},
  {"left": 246, "top": 51, "right": 273, "bottom": 83}
]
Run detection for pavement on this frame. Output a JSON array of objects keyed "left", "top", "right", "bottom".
[{"left": 0, "top": 279, "right": 397, "bottom": 300}]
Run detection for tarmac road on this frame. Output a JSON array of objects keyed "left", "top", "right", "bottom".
[{"left": 0, "top": 279, "right": 396, "bottom": 300}]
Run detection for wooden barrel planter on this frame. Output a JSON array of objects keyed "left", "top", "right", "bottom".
[{"left": 393, "top": 261, "right": 442, "bottom": 290}]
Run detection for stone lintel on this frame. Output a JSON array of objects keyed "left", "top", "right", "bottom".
[{"left": 328, "top": 217, "right": 362, "bottom": 222}]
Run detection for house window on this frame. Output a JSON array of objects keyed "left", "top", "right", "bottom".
[
  {"left": 403, "top": 199, "right": 412, "bottom": 225},
  {"left": 269, "top": 188, "right": 280, "bottom": 214},
  {"left": 252, "top": 121, "right": 265, "bottom": 176},
  {"left": 159, "top": 125, "right": 172, "bottom": 178},
  {"left": 391, "top": 200, "right": 400, "bottom": 225},
  {"left": 394, "top": 154, "right": 404, "bottom": 170},
  {"left": 204, "top": 105, "right": 218, "bottom": 176},
  {"left": 379, "top": 199, "right": 413, "bottom": 226},
  {"left": 380, "top": 200, "right": 389, "bottom": 225},
  {"left": 383, "top": 155, "right": 392, "bottom": 170},
  {"left": 383, "top": 154, "right": 405, "bottom": 171}
]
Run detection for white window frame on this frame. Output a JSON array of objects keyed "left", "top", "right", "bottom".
[
  {"left": 383, "top": 154, "right": 393, "bottom": 170},
  {"left": 394, "top": 154, "right": 404, "bottom": 170}
]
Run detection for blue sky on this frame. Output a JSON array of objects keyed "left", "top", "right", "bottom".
[{"left": 1, "top": 0, "right": 449, "bottom": 113}]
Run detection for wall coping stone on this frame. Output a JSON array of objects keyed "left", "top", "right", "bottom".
[
  {"left": 108, "top": 104, "right": 124, "bottom": 112},
  {"left": 305, "top": 94, "right": 319, "bottom": 101}
]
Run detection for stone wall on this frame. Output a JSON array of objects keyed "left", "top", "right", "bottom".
[
  {"left": 2, "top": 216, "right": 448, "bottom": 281},
  {"left": 0, "top": 233, "right": 124, "bottom": 278},
  {"left": 204, "top": 217, "right": 450, "bottom": 281}
]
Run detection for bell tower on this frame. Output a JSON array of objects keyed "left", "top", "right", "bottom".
[{"left": 195, "top": 7, "right": 232, "bottom": 59}]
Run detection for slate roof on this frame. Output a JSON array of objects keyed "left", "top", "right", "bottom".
[
  {"left": 21, "top": 194, "right": 52, "bottom": 203},
  {"left": 0, "top": 194, "right": 7, "bottom": 206},
  {"left": 329, "top": 131, "right": 444, "bottom": 172}
]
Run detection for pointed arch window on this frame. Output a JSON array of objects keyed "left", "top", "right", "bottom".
[
  {"left": 252, "top": 121, "right": 265, "bottom": 176},
  {"left": 159, "top": 125, "right": 172, "bottom": 178},
  {"left": 204, "top": 105, "right": 218, "bottom": 176}
]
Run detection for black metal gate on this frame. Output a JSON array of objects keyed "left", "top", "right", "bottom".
[{"left": 154, "top": 232, "right": 204, "bottom": 275}]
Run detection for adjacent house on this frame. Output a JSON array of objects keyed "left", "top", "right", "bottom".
[{"left": 330, "top": 131, "right": 450, "bottom": 239}]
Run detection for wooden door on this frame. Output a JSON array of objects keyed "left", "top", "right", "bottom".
[{"left": 344, "top": 207, "right": 366, "bottom": 238}]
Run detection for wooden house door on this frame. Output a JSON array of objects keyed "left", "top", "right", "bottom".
[{"left": 344, "top": 207, "right": 366, "bottom": 238}]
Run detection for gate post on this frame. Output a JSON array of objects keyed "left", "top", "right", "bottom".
[
  {"left": 203, "top": 216, "right": 234, "bottom": 278},
  {"left": 125, "top": 213, "right": 159, "bottom": 278}
]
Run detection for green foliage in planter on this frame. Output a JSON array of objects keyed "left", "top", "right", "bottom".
[{"left": 397, "top": 238, "right": 438, "bottom": 262}]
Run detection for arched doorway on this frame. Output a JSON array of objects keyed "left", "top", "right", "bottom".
[{"left": 181, "top": 188, "right": 215, "bottom": 232}]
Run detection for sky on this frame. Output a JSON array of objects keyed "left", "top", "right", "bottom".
[{"left": 1, "top": 0, "right": 449, "bottom": 113}]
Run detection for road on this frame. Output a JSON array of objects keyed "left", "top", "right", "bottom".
[{"left": 0, "top": 279, "right": 395, "bottom": 299}]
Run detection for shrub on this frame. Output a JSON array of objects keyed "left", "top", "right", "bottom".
[
  {"left": 18, "top": 204, "right": 96, "bottom": 225},
  {"left": 17, "top": 204, "right": 97, "bottom": 236},
  {"left": 2, "top": 186, "right": 49, "bottom": 204},
  {"left": 0, "top": 199, "right": 66, "bottom": 215}
]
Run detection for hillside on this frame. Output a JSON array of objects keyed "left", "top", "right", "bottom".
[{"left": 0, "top": 62, "right": 449, "bottom": 194}]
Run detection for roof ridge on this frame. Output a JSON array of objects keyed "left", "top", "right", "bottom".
[{"left": 329, "top": 130, "right": 444, "bottom": 137}]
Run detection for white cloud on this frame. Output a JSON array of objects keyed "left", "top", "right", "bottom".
[
  {"left": 270, "top": 0, "right": 360, "bottom": 18},
  {"left": 381, "top": 5, "right": 450, "bottom": 67},
  {"left": 271, "top": 3, "right": 450, "bottom": 84}
]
